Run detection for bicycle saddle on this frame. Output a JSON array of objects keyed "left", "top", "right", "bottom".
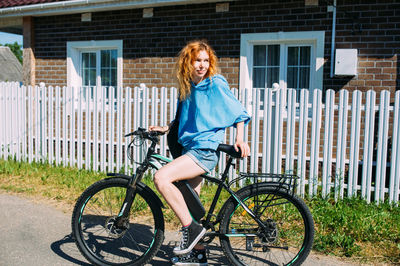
[{"left": 217, "top": 144, "right": 242, "bottom": 158}]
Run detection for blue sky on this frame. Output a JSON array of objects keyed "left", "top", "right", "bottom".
[{"left": 0, "top": 32, "right": 23, "bottom": 45}]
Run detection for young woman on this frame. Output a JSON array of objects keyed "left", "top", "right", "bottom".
[{"left": 149, "top": 40, "right": 250, "bottom": 265}]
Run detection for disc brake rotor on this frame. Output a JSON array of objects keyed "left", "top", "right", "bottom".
[{"left": 105, "top": 216, "right": 129, "bottom": 238}]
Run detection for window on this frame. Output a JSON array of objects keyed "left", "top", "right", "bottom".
[
  {"left": 81, "top": 49, "right": 118, "bottom": 100},
  {"left": 287, "top": 46, "right": 311, "bottom": 92},
  {"left": 240, "top": 31, "right": 325, "bottom": 108},
  {"left": 67, "top": 40, "right": 122, "bottom": 106},
  {"left": 253, "top": 44, "right": 312, "bottom": 99},
  {"left": 253, "top": 44, "right": 280, "bottom": 89}
]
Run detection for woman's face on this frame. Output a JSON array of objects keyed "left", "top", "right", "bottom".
[{"left": 191, "top": 50, "right": 209, "bottom": 84}]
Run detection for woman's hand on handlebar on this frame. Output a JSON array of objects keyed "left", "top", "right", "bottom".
[
  {"left": 234, "top": 140, "right": 250, "bottom": 158},
  {"left": 149, "top": 125, "right": 169, "bottom": 133}
]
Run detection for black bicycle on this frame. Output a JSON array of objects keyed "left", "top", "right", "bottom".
[{"left": 71, "top": 127, "right": 314, "bottom": 265}]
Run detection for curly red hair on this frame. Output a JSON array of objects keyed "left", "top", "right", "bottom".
[{"left": 176, "top": 40, "right": 218, "bottom": 101}]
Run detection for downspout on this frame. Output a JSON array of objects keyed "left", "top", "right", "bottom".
[{"left": 330, "top": 0, "right": 337, "bottom": 78}]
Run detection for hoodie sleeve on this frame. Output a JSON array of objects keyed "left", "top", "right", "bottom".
[{"left": 211, "top": 75, "right": 251, "bottom": 128}]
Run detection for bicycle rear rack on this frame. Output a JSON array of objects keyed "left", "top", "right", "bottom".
[{"left": 228, "top": 173, "right": 298, "bottom": 196}]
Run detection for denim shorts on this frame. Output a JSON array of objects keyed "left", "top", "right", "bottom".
[{"left": 183, "top": 148, "right": 220, "bottom": 173}]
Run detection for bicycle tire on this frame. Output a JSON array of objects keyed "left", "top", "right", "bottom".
[
  {"left": 71, "top": 177, "right": 164, "bottom": 266},
  {"left": 219, "top": 185, "right": 314, "bottom": 266}
]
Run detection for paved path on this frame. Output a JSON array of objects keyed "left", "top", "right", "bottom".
[{"left": 0, "top": 193, "right": 364, "bottom": 266}]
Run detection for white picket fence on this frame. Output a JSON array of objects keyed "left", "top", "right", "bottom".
[{"left": 1, "top": 81, "right": 399, "bottom": 204}]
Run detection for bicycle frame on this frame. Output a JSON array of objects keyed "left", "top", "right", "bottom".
[
  {"left": 148, "top": 152, "right": 270, "bottom": 234},
  {"left": 114, "top": 133, "right": 269, "bottom": 234}
]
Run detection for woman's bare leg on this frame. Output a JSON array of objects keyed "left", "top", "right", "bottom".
[{"left": 154, "top": 154, "right": 205, "bottom": 226}]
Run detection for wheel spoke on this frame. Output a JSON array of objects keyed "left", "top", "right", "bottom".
[
  {"left": 220, "top": 186, "right": 314, "bottom": 266},
  {"left": 72, "top": 178, "right": 164, "bottom": 265}
]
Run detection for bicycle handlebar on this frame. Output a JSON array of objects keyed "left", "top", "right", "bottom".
[
  {"left": 125, "top": 127, "right": 243, "bottom": 159},
  {"left": 125, "top": 127, "right": 164, "bottom": 140}
]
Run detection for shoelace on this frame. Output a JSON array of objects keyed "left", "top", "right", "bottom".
[{"left": 179, "top": 227, "right": 189, "bottom": 249}]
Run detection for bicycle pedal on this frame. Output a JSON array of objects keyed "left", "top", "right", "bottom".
[{"left": 175, "top": 248, "right": 209, "bottom": 258}]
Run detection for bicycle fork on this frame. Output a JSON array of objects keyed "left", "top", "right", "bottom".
[{"left": 107, "top": 168, "right": 147, "bottom": 229}]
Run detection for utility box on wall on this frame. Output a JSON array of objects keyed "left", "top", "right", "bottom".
[{"left": 335, "top": 49, "right": 358, "bottom": 76}]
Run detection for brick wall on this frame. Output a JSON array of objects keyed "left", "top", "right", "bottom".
[
  {"left": 123, "top": 57, "right": 176, "bottom": 88},
  {"left": 33, "top": 0, "right": 399, "bottom": 93},
  {"left": 326, "top": 1, "right": 399, "bottom": 94},
  {"left": 36, "top": 58, "right": 66, "bottom": 86}
]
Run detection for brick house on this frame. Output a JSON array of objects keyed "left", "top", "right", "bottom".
[
  {"left": 0, "top": 0, "right": 398, "bottom": 96},
  {"left": 0, "top": 0, "right": 399, "bottom": 202}
]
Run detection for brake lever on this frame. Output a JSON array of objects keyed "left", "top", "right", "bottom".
[
  {"left": 124, "top": 132, "right": 134, "bottom": 137},
  {"left": 125, "top": 127, "right": 146, "bottom": 138}
]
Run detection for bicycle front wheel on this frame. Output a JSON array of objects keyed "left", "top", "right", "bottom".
[
  {"left": 220, "top": 185, "right": 314, "bottom": 266},
  {"left": 71, "top": 177, "right": 164, "bottom": 266}
]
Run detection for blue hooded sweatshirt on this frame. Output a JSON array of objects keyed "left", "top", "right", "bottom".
[{"left": 178, "top": 74, "right": 250, "bottom": 150}]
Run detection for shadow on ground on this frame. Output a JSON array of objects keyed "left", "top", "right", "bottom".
[{"left": 50, "top": 232, "right": 229, "bottom": 265}]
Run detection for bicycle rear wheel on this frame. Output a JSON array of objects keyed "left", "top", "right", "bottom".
[
  {"left": 220, "top": 185, "right": 314, "bottom": 266},
  {"left": 71, "top": 177, "right": 164, "bottom": 266}
]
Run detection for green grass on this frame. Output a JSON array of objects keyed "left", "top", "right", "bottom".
[
  {"left": 309, "top": 195, "right": 400, "bottom": 264},
  {"left": 0, "top": 158, "right": 399, "bottom": 264}
]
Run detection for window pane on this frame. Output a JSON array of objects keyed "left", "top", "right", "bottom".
[
  {"left": 287, "top": 67, "right": 297, "bottom": 89},
  {"left": 101, "top": 50, "right": 108, "bottom": 66},
  {"left": 266, "top": 67, "right": 279, "bottom": 88},
  {"left": 90, "top": 69, "right": 96, "bottom": 87},
  {"left": 111, "top": 69, "right": 117, "bottom": 86},
  {"left": 300, "top": 47, "right": 310, "bottom": 65},
  {"left": 299, "top": 67, "right": 310, "bottom": 88},
  {"left": 253, "top": 68, "right": 265, "bottom": 88},
  {"left": 82, "top": 52, "right": 96, "bottom": 87},
  {"left": 82, "top": 53, "right": 88, "bottom": 69},
  {"left": 111, "top": 50, "right": 117, "bottom": 67},
  {"left": 83, "top": 69, "right": 89, "bottom": 85},
  {"left": 288, "top": 47, "right": 298, "bottom": 66},
  {"left": 267, "top": 45, "right": 280, "bottom": 66},
  {"left": 254, "top": 45, "right": 266, "bottom": 66},
  {"left": 101, "top": 69, "right": 110, "bottom": 86},
  {"left": 90, "top": 53, "right": 96, "bottom": 66}
]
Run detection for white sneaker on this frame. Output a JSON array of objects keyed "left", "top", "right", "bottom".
[{"left": 171, "top": 249, "right": 208, "bottom": 265}]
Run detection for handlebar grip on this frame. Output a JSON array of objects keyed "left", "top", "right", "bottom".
[{"left": 217, "top": 144, "right": 242, "bottom": 158}]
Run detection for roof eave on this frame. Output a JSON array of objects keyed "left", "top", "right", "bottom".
[{"left": 0, "top": 0, "right": 234, "bottom": 17}]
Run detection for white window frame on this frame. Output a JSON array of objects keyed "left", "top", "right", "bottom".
[
  {"left": 67, "top": 40, "right": 123, "bottom": 108},
  {"left": 239, "top": 31, "right": 325, "bottom": 111}
]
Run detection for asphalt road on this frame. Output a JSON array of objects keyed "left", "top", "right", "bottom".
[{"left": 0, "top": 193, "right": 363, "bottom": 266}]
